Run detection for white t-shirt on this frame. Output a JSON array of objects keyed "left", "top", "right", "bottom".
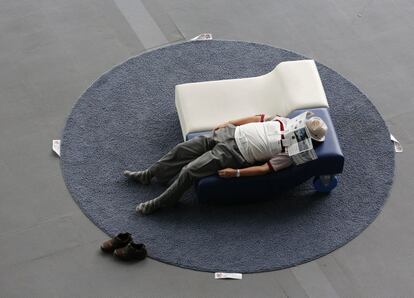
[{"left": 234, "top": 114, "right": 293, "bottom": 172}]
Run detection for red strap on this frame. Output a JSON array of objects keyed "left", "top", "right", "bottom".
[
  {"left": 255, "top": 114, "right": 265, "bottom": 122},
  {"left": 267, "top": 161, "right": 275, "bottom": 172},
  {"left": 274, "top": 119, "right": 284, "bottom": 131}
]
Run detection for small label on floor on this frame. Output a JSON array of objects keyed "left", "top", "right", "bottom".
[
  {"left": 191, "top": 33, "right": 213, "bottom": 40},
  {"left": 52, "top": 139, "right": 61, "bottom": 157},
  {"left": 390, "top": 134, "right": 403, "bottom": 152},
  {"left": 214, "top": 272, "right": 242, "bottom": 280}
]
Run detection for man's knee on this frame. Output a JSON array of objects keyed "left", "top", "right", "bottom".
[
  {"left": 179, "top": 163, "right": 194, "bottom": 178},
  {"left": 181, "top": 153, "right": 221, "bottom": 178},
  {"left": 175, "top": 164, "right": 198, "bottom": 187},
  {"left": 179, "top": 160, "right": 206, "bottom": 180},
  {"left": 173, "top": 136, "right": 214, "bottom": 157}
]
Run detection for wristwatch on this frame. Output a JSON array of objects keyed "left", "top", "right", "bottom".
[{"left": 236, "top": 169, "right": 240, "bottom": 178}]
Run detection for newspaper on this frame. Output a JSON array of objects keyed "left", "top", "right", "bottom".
[
  {"left": 190, "top": 33, "right": 213, "bottom": 40},
  {"left": 390, "top": 134, "right": 403, "bottom": 152},
  {"left": 214, "top": 272, "right": 242, "bottom": 280},
  {"left": 284, "top": 111, "right": 318, "bottom": 165},
  {"left": 52, "top": 139, "right": 61, "bottom": 157}
]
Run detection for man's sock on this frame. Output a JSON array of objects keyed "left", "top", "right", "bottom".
[
  {"left": 136, "top": 193, "right": 180, "bottom": 215},
  {"left": 136, "top": 178, "right": 184, "bottom": 215},
  {"left": 136, "top": 198, "right": 162, "bottom": 215},
  {"left": 124, "top": 169, "right": 152, "bottom": 185}
]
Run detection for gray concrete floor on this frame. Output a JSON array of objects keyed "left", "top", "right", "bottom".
[{"left": 0, "top": 0, "right": 413, "bottom": 297}]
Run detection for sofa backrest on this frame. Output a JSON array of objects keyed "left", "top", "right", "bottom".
[{"left": 175, "top": 59, "right": 329, "bottom": 140}]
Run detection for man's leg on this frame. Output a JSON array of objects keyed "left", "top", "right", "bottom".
[
  {"left": 136, "top": 140, "right": 248, "bottom": 214},
  {"left": 124, "top": 135, "right": 216, "bottom": 185}
]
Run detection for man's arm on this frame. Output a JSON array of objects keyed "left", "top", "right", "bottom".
[
  {"left": 218, "top": 155, "right": 293, "bottom": 178},
  {"left": 228, "top": 114, "right": 265, "bottom": 126},
  {"left": 218, "top": 163, "right": 271, "bottom": 178},
  {"left": 214, "top": 114, "right": 265, "bottom": 131}
]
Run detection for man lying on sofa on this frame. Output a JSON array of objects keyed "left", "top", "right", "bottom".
[{"left": 124, "top": 112, "right": 328, "bottom": 215}]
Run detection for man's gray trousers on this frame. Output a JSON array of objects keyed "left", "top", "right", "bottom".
[{"left": 147, "top": 124, "right": 252, "bottom": 205}]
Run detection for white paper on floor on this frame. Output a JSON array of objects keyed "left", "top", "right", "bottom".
[
  {"left": 214, "top": 272, "right": 242, "bottom": 280},
  {"left": 190, "top": 33, "right": 213, "bottom": 40},
  {"left": 52, "top": 139, "right": 61, "bottom": 157},
  {"left": 390, "top": 134, "right": 403, "bottom": 152}
]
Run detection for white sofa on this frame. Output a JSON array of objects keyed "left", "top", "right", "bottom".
[{"left": 175, "top": 59, "right": 329, "bottom": 141}]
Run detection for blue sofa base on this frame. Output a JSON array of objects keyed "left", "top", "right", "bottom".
[{"left": 186, "top": 108, "right": 344, "bottom": 204}]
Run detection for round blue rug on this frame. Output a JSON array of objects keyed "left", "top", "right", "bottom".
[{"left": 60, "top": 39, "right": 395, "bottom": 273}]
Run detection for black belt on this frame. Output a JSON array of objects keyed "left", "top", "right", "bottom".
[{"left": 275, "top": 119, "right": 287, "bottom": 153}]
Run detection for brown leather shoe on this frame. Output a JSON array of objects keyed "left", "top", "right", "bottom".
[
  {"left": 100, "top": 232, "right": 132, "bottom": 253},
  {"left": 113, "top": 242, "right": 147, "bottom": 261}
]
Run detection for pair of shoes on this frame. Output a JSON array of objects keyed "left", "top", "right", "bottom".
[
  {"left": 113, "top": 242, "right": 147, "bottom": 261},
  {"left": 100, "top": 232, "right": 147, "bottom": 261}
]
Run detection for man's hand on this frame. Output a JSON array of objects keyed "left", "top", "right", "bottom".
[
  {"left": 213, "top": 121, "right": 230, "bottom": 132},
  {"left": 218, "top": 168, "right": 237, "bottom": 178}
]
